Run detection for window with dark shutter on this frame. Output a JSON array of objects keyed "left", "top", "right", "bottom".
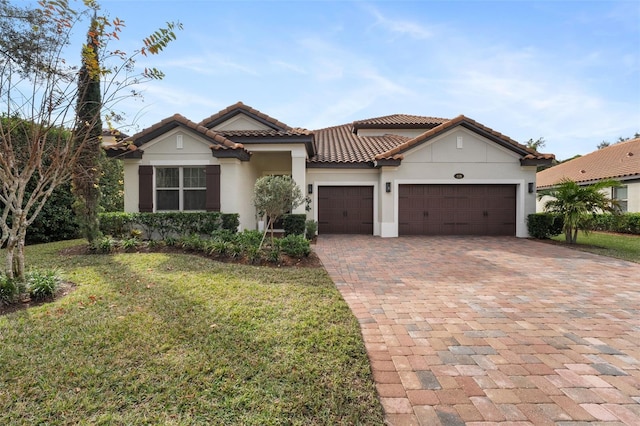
[
  {"left": 206, "top": 165, "right": 221, "bottom": 212},
  {"left": 138, "top": 166, "right": 154, "bottom": 212}
]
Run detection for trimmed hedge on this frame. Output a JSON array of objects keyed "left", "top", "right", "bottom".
[
  {"left": 98, "top": 212, "right": 239, "bottom": 239},
  {"left": 591, "top": 213, "right": 640, "bottom": 235},
  {"left": 527, "top": 213, "right": 564, "bottom": 239}
]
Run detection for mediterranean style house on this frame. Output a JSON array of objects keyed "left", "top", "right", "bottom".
[
  {"left": 536, "top": 137, "right": 639, "bottom": 213},
  {"left": 106, "top": 102, "right": 554, "bottom": 237}
]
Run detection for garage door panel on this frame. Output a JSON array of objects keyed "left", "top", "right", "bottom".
[
  {"left": 318, "top": 186, "right": 373, "bottom": 234},
  {"left": 399, "top": 184, "right": 515, "bottom": 236}
]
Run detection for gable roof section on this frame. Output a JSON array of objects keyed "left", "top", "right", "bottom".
[
  {"left": 537, "top": 137, "right": 640, "bottom": 189},
  {"left": 105, "top": 114, "right": 251, "bottom": 160},
  {"left": 373, "top": 115, "right": 554, "bottom": 166},
  {"left": 309, "top": 123, "right": 410, "bottom": 167},
  {"left": 198, "top": 102, "right": 315, "bottom": 157},
  {"left": 199, "top": 101, "right": 293, "bottom": 131}
]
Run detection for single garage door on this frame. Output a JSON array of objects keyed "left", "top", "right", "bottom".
[
  {"left": 399, "top": 184, "right": 516, "bottom": 236},
  {"left": 318, "top": 186, "right": 373, "bottom": 234}
]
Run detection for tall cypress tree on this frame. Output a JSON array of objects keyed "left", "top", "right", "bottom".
[{"left": 72, "top": 14, "right": 103, "bottom": 244}]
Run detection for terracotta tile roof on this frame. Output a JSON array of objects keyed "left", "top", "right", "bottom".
[
  {"left": 353, "top": 114, "right": 448, "bottom": 130},
  {"left": 215, "top": 128, "right": 312, "bottom": 138},
  {"left": 310, "top": 123, "right": 410, "bottom": 164},
  {"left": 199, "top": 101, "right": 293, "bottom": 131},
  {"left": 537, "top": 137, "right": 640, "bottom": 188},
  {"left": 374, "top": 115, "right": 555, "bottom": 162},
  {"left": 105, "top": 114, "right": 250, "bottom": 157}
]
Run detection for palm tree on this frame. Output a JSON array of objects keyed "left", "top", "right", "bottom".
[{"left": 540, "top": 179, "right": 620, "bottom": 244}]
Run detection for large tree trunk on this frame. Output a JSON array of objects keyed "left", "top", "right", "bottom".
[{"left": 3, "top": 221, "right": 28, "bottom": 280}]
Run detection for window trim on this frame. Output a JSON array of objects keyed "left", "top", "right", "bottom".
[
  {"left": 612, "top": 185, "right": 628, "bottom": 213},
  {"left": 154, "top": 166, "right": 207, "bottom": 212}
]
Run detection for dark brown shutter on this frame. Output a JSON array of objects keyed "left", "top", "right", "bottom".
[
  {"left": 138, "top": 165, "right": 153, "bottom": 212},
  {"left": 206, "top": 165, "right": 221, "bottom": 212}
]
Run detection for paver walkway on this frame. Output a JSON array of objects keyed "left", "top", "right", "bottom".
[{"left": 314, "top": 235, "right": 640, "bottom": 425}]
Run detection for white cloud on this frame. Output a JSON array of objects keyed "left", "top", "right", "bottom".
[{"left": 367, "top": 6, "right": 433, "bottom": 40}]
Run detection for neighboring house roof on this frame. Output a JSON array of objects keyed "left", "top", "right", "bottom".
[
  {"left": 105, "top": 113, "right": 251, "bottom": 160},
  {"left": 537, "top": 137, "right": 640, "bottom": 189}
]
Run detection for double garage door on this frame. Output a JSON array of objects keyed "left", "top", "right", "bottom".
[
  {"left": 318, "top": 184, "right": 516, "bottom": 236},
  {"left": 399, "top": 184, "right": 516, "bottom": 236}
]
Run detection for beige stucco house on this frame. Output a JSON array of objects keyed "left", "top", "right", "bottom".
[
  {"left": 536, "top": 137, "right": 640, "bottom": 213},
  {"left": 107, "top": 102, "right": 553, "bottom": 238}
]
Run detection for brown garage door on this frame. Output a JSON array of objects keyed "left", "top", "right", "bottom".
[
  {"left": 399, "top": 184, "right": 516, "bottom": 236},
  {"left": 318, "top": 186, "right": 373, "bottom": 234}
]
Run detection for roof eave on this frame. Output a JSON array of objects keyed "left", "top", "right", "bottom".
[
  {"left": 228, "top": 135, "right": 316, "bottom": 158},
  {"left": 211, "top": 148, "right": 251, "bottom": 161},
  {"left": 521, "top": 158, "right": 554, "bottom": 166},
  {"left": 306, "top": 161, "right": 374, "bottom": 169},
  {"left": 374, "top": 158, "right": 402, "bottom": 168}
]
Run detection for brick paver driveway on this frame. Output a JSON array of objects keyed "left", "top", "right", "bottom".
[{"left": 314, "top": 235, "right": 640, "bottom": 425}]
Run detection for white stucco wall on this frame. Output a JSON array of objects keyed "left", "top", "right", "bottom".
[
  {"left": 626, "top": 181, "right": 640, "bottom": 213},
  {"left": 383, "top": 129, "right": 536, "bottom": 237}
]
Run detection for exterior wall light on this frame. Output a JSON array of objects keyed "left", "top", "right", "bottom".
[
  {"left": 528, "top": 182, "right": 535, "bottom": 193},
  {"left": 385, "top": 182, "right": 391, "bottom": 193},
  {"left": 308, "top": 184, "right": 313, "bottom": 194}
]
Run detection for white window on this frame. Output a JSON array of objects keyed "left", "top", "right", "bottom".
[
  {"left": 156, "top": 167, "right": 206, "bottom": 211},
  {"left": 613, "top": 186, "right": 628, "bottom": 212}
]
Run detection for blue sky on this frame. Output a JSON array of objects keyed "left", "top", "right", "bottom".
[{"left": 93, "top": 0, "right": 639, "bottom": 160}]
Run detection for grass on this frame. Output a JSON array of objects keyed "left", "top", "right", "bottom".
[
  {"left": 551, "top": 231, "right": 640, "bottom": 263},
  {"left": 0, "top": 240, "right": 384, "bottom": 425}
]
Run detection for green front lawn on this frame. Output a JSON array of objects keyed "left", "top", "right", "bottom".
[
  {"left": 551, "top": 231, "right": 640, "bottom": 263},
  {"left": 0, "top": 240, "right": 384, "bottom": 425}
]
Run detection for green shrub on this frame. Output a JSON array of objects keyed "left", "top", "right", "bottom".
[
  {"left": 245, "top": 245, "right": 262, "bottom": 264},
  {"left": 221, "top": 214, "right": 239, "bottom": 232},
  {"left": 283, "top": 214, "right": 306, "bottom": 236},
  {"left": 266, "top": 246, "right": 281, "bottom": 263},
  {"left": 25, "top": 182, "right": 79, "bottom": 245},
  {"left": 91, "top": 236, "right": 117, "bottom": 253},
  {"left": 178, "top": 234, "right": 205, "bottom": 251},
  {"left": 209, "top": 240, "right": 232, "bottom": 257},
  {"left": 626, "top": 214, "right": 640, "bottom": 234},
  {"left": 27, "top": 269, "right": 61, "bottom": 301},
  {"left": 279, "top": 234, "right": 311, "bottom": 257},
  {"left": 120, "top": 237, "right": 140, "bottom": 252},
  {"left": 99, "top": 212, "right": 135, "bottom": 238},
  {"left": 0, "top": 275, "right": 21, "bottom": 305},
  {"left": 305, "top": 220, "right": 317, "bottom": 240},
  {"left": 164, "top": 236, "right": 178, "bottom": 247},
  {"left": 527, "top": 213, "right": 563, "bottom": 239},
  {"left": 235, "top": 230, "right": 263, "bottom": 251},
  {"left": 589, "top": 213, "right": 640, "bottom": 235}
]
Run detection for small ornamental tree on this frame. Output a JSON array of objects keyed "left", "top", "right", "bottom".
[
  {"left": 253, "top": 176, "right": 306, "bottom": 249},
  {"left": 540, "top": 179, "right": 620, "bottom": 244},
  {"left": 0, "top": 1, "right": 181, "bottom": 280}
]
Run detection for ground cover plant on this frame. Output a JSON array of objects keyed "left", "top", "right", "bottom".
[
  {"left": 0, "top": 240, "right": 384, "bottom": 425},
  {"left": 551, "top": 231, "right": 640, "bottom": 263}
]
